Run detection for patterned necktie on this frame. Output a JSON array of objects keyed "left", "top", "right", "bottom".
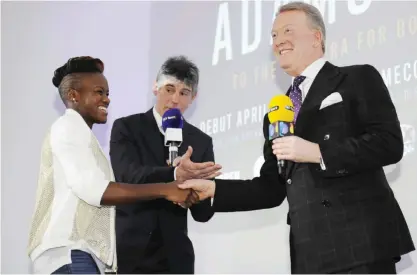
[{"left": 289, "top": 75, "right": 306, "bottom": 123}]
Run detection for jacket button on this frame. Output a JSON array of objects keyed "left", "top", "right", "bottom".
[
  {"left": 286, "top": 179, "right": 292, "bottom": 185},
  {"left": 324, "top": 134, "right": 330, "bottom": 140},
  {"left": 322, "top": 199, "right": 331, "bottom": 207}
]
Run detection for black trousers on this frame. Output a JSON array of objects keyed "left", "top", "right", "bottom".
[
  {"left": 333, "top": 259, "right": 396, "bottom": 274},
  {"left": 127, "top": 227, "right": 169, "bottom": 274}
]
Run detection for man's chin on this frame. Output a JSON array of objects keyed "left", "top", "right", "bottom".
[
  {"left": 278, "top": 60, "right": 291, "bottom": 70},
  {"left": 280, "top": 64, "right": 298, "bottom": 76}
]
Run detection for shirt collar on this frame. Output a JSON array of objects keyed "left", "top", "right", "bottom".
[
  {"left": 152, "top": 106, "right": 164, "bottom": 135},
  {"left": 292, "top": 57, "right": 326, "bottom": 85}
]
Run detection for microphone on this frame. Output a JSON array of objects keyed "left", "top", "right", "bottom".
[
  {"left": 267, "top": 95, "right": 295, "bottom": 175},
  {"left": 162, "top": 108, "right": 184, "bottom": 167}
]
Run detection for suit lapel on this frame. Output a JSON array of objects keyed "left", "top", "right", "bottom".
[
  {"left": 294, "top": 62, "right": 345, "bottom": 136},
  {"left": 284, "top": 87, "right": 295, "bottom": 179},
  {"left": 289, "top": 62, "right": 345, "bottom": 177},
  {"left": 143, "top": 109, "right": 166, "bottom": 165}
]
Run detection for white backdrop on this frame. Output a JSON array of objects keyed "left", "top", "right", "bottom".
[
  {"left": 1, "top": 2, "right": 152, "bottom": 272},
  {"left": 2, "top": 1, "right": 416, "bottom": 273}
]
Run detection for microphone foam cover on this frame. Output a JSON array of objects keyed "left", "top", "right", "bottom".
[
  {"left": 162, "top": 108, "right": 184, "bottom": 132},
  {"left": 268, "top": 95, "right": 295, "bottom": 123}
]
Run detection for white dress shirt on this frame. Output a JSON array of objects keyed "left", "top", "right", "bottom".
[
  {"left": 292, "top": 57, "right": 326, "bottom": 101},
  {"left": 28, "top": 109, "right": 117, "bottom": 274}
]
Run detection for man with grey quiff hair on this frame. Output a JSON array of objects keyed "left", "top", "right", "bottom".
[
  {"left": 155, "top": 55, "right": 200, "bottom": 95},
  {"left": 109, "top": 55, "right": 220, "bottom": 274}
]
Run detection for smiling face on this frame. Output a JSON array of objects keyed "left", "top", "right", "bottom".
[
  {"left": 69, "top": 73, "right": 110, "bottom": 127},
  {"left": 271, "top": 10, "right": 323, "bottom": 76}
]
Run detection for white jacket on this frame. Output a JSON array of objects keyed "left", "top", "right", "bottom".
[{"left": 27, "top": 109, "right": 117, "bottom": 274}]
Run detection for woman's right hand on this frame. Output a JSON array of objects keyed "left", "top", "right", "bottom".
[{"left": 163, "top": 181, "right": 200, "bottom": 207}]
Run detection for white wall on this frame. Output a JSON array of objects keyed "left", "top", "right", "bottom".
[{"left": 1, "top": 2, "right": 152, "bottom": 272}]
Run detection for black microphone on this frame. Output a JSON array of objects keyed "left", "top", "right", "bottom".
[
  {"left": 267, "top": 95, "right": 295, "bottom": 175},
  {"left": 162, "top": 108, "right": 184, "bottom": 167}
]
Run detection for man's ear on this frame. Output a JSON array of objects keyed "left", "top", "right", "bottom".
[
  {"left": 191, "top": 92, "right": 197, "bottom": 101},
  {"left": 152, "top": 81, "right": 158, "bottom": 96},
  {"left": 313, "top": 29, "right": 322, "bottom": 48}
]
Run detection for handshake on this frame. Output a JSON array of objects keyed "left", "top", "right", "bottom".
[{"left": 162, "top": 146, "right": 221, "bottom": 208}]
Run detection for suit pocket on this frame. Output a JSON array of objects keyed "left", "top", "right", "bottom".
[
  {"left": 320, "top": 101, "right": 343, "bottom": 111},
  {"left": 316, "top": 101, "right": 345, "bottom": 127}
]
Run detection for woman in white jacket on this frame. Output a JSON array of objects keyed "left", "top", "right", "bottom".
[{"left": 27, "top": 56, "right": 199, "bottom": 274}]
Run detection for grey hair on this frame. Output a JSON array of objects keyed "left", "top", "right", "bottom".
[
  {"left": 155, "top": 55, "right": 199, "bottom": 95},
  {"left": 277, "top": 1, "right": 326, "bottom": 53}
]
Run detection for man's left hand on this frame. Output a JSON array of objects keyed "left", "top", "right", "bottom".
[
  {"left": 174, "top": 146, "right": 222, "bottom": 181},
  {"left": 272, "top": 136, "right": 321, "bottom": 163}
]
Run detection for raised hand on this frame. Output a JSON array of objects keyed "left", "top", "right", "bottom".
[
  {"left": 178, "top": 179, "right": 216, "bottom": 201},
  {"left": 175, "top": 146, "right": 222, "bottom": 181}
]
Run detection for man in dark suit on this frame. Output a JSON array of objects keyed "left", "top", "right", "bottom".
[
  {"left": 179, "top": 2, "right": 415, "bottom": 274},
  {"left": 109, "top": 56, "right": 221, "bottom": 274}
]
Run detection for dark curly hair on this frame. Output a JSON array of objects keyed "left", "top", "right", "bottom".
[{"left": 52, "top": 56, "right": 104, "bottom": 103}]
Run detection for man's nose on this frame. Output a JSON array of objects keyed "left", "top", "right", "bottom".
[
  {"left": 171, "top": 92, "right": 180, "bottom": 103},
  {"left": 273, "top": 36, "right": 285, "bottom": 51},
  {"left": 273, "top": 42, "right": 280, "bottom": 53}
]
